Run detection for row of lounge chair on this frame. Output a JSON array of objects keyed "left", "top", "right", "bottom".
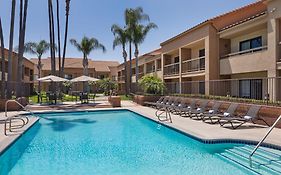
[{"left": 145, "top": 96, "right": 270, "bottom": 129}]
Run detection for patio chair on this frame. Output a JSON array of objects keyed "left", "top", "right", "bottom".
[
  {"left": 80, "top": 92, "right": 89, "bottom": 104},
  {"left": 155, "top": 96, "right": 170, "bottom": 109},
  {"left": 189, "top": 100, "right": 210, "bottom": 120},
  {"left": 166, "top": 97, "right": 182, "bottom": 112},
  {"left": 201, "top": 101, "right": 222, "bottom": 124},
  {"left": 202, "top": 103, "right": 238, "bottom": 124},
  {"left": 218, "top": 105, "right": 270, "bottom": 129},
  {"left": 178, "top": 99, "right": 197, "bottom": 117},
  {"left": 144, "top": 96, "right": 165, "bottom": 107},
  {"left": 173, "top": 100, "right": 189, "bottom": 116}
]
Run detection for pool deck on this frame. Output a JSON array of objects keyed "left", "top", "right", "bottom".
[{"left": 1, "top": 100, "right": 281, "bottom": 154}]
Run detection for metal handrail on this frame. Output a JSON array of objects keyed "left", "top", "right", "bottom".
[
  {"left": 5, "top": 99, "right": 35, "bottom": 118},
  {"left": 249, "top": 115, "right": 281, "bottom": 167},
  {"left": 182, "top": 56, "right": 205, "bottom": 63}
]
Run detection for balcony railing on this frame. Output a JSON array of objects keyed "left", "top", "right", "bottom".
[
  {"left": 0, "top": 71, "right": 8, "bottom": 81},
  {"left": 182, "top": 56, "right": 205, "bottom": 73},
  {"left": 146, "top": 67, "right": 155, "bottom": 74},
  {"left": 118, "top": 75, "right": 125, "bottom": 81},
  {"left": 221, "top": 46, "right": 268, "bottom": 59},
  {"left": 164, "top": 63, "right": 180, "bottom": 76}
]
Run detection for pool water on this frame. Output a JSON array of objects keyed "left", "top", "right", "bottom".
[{"left": 0, "top": 110, "right": 255, "bottom": 175}]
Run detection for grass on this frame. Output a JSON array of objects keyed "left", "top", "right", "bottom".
[{"left": 120, "top": 95, "right": 133, "bottom": 101}]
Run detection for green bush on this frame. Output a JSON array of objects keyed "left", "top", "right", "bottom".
[
  {"left": 97, "top": 78, "right": 117, "bottom": 96},
  {"left": 138, "top": 75, "right": 165, "bottom": 95}
]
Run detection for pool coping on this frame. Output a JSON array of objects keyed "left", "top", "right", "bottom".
[{"left": 1, "top": 107, "right": 281, "bottom": 156}]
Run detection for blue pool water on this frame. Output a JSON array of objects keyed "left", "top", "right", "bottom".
[{"left": 0, "top": 110, "right": 255, "bottom": 175}]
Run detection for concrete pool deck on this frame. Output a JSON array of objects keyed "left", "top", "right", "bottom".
[{"left": 1, "top": 100, "right": 281, "bottom": 154}]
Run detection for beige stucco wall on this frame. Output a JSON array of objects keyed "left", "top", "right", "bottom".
[{"left": 230, "top": 29, "right": 267, "bottom": 53}]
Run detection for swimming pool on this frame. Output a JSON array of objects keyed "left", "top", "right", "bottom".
[{"left": 0, "top": 110, "right": 259, "bottom": 174}]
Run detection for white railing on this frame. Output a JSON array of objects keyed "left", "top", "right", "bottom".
[
  {"left": 182, "top": 56, "right": 205, "bottom": 73},
  {"left": 221, "top": 46, "right": 268, "bottom": 59},
  {"left": 164, "top": 62, "right": 180, "bottom": 76},
  {"left": 249, "top": 115, "right": 281, "bottom": 167}
]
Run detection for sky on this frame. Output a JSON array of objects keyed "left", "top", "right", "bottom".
[{"left": 0, "top": 0, "right": 256, "bottom": 63}]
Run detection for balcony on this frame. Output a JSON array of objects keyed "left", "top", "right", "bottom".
[
  {"left": 164, "top": 63, "right": 179, "bottom": 76},
  {"left": 182, "top": 56, "right": 205, "bottom": 74},
  {"left": 0, "top": 71, "right": 8, "bottom": 81},
  {"left": 220, "top": 46, "right": 269, "bottom": 75},
  {"left": 146, "top": 66, "right": 155, "bottom": 74},
  {"left": 118, "top": 75, "right": 125, "bottom": 82},
  {"left": 221, "top": 46, "right": 267, "bottom": 59}
]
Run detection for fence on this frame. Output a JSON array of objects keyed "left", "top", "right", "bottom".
[
  {"left": 0, "top": 81, "right": 34, "bottom": 98},
  {"left": 165, "top": 77, "right": 281, "bottom": 103}
]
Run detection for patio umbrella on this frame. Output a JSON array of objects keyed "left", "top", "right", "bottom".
[
  {"left": 70, "top": 75, "right": 99, "bottom": 82},
  {"left": 37, "top": 75, "right": 69, "bottom": 82}
]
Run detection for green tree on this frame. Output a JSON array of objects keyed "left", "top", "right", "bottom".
[
  {"left": 98, "top": 78, "right": 117, "bottom": 96},
  {"left": 138, "top": 75, "right": 164, "bottom": 95},
  {"left": 22, "top": 40, "right": 51, "bottom": 102},
  {"left": 111, "top": 24, "right": 129, "bottom": 96},
  {"left": 125, "top": 7, "right": 150, "bottom": 92},
  {"left": 132, "top": 23, "right": 157, "bottom": 84},
  {"left": 70, "top": 37, "right": 106, "bottom": 76}
]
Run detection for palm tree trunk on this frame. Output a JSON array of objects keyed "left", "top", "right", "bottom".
[
  {"left": 134, "top": 44, "right": 139, "bottom": 86},
  {"left": 7, "top": 0, "right": 16, "bottom": 99},
  {"left": 122, "top": 46, "right": 128, "bottom": 96},
  {"left": 0, "top": 18, "right": 6, "bottom": 99},
  {"left": 62, "top": 0, "right": 71, "bottom": 77},
  {"left": 37, "top": 56, "right": 42, "bottom": 102},
  {"left": 56, "top": 0, "right": 62, "bottom": 76},
  {"left": 17, "top": 0, "right": 29, "bottom": 97},
  {"left": 129, "top": 41, "right": 132, "bottom": 93}
]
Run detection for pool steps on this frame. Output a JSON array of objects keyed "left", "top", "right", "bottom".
[{"left": 217, "top": 145, "right": 281, "bottom": 175}]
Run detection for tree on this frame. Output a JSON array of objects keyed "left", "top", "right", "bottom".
[
  {"left": 16, "top": 0, "right": 29, "bottom": 97},
  {"left": 0, "top": 17, "right": 5, "bottom": 98},
  {"left": 7, "top": 0, "right": 16, "bottom": 99},
  {"left": 97, "top": 78, "right": 117, "bottom": 96},
  {"left": 125, "top": 7, "right": 149, "bottom": 93},
  {"left": 61, "top": 0, "right": 71, "bottom": 77},
  {"left": 111, "top": 24, "right": 129, "bottom": 96},
  {"left": 138, "top": 75, "right": 164, "bottom": 95},
  {"left": 132, "top": 23, "right": 157, "bottom": 84},
  {"left": 70, "top": 37, "right": 106, "bottom": 76},
  {"left": 56, "top": 0, "right": 62, "bottom": 76},
  {"left": 22, "top": 40, "right": 50, "bottom": 102}
]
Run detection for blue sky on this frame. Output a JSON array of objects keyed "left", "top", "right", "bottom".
[{"left": 0, "top": 0, "right": 255, "bottom": 63}]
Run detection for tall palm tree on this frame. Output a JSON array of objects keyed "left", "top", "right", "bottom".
[
  {"left": 56, "top": 0, "right": 62, "bottom": 76},
  {"left": 0, "top": 17, "right": 5, "bottom": 98},
  {"left": 62, "top": 0, "right": 71, "bottom": 77},
  {"left": 70, "top": 37, "right": 106, "bottom": 76},
  {"left": 132, "top": 23, "right": 157, "bottom": 84},
  {"left": 111, "top": 24, "right": 129, "bottom": 96},
  {"left": 70, "top": 37, "right": 106, "bottom": 92},
  {"left": 125, "top": 7, "right": 150, "bottom": 92},
  {"left": 16, "top": 0, "right": 29, "bottom": 97},
  {"left": 7, "top": 0, "right": 16, "bottom": 99},
  {"left": 22, "top": 40, "right": 50, "bottom": 102}
]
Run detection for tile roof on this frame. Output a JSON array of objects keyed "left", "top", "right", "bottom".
[{"left": 30, "top": 57, "right": 119, "bottom": 72}]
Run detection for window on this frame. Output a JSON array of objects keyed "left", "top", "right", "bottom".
[
  {"left": 239, "top": 79, "right": 262, "bottom": 100},
  {"left": 199, "top": 49, "right": 205, "bottom": 57},
  {"left": 239, "top": 36, "right": 262, "bottom": 52},
  {"left": 174, "top": 56, "right": 179, "bottom": 63}
]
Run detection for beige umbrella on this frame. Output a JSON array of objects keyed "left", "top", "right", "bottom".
[
  {"left": 70, "top": 75, "right": 99, "bottom": 82},
  {"left": 37, "top": 75, "right": 69, "bottom": 82}
]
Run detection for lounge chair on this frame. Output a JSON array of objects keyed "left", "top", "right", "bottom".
[
  {"left": 202, "top": 103, "right": 238, "bottom": 124},
  {"left": 190, "top": 100, "right": 210, "bottom": 120},
  {"left": 218, "top": 105, "right": 270, "bottom": 129},
  {"left": 144, "top": 96, "right": 165, "bottom": 108},
  {"left": 167, "top": 98, "right": 182, "bottom": 113},
  {"left": 178, "top": 99, "right": 197, "bottom": 117},
  {"left": 201, "top": 101, "right": 222, "bottom": 124},
  {"left": 173, "top": 100, "right": 189, "bottom": 116}
]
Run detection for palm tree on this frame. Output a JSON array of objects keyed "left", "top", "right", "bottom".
[
  {"left": 22, "top": 40, "right": 50, "bottom": 102},
  {"left": 0, "top": 17, "right": 5, "bottom": 98},
  {"left": 111, "top": 24, "right": 129, "bottom": 96},
  {"left": 125, "top": 7, "right": 150, "bottom": 92},
  {"left": 70, "top": 37, "right": 106, "bottom": 92},
  {"left": 17, "top": 0, "right": 29, "bottom": 97},
  {"left": 70, "top": 37, "right": 106, "bottom": 76},
  {"left": 132, "top": 23, "right": 157, "bottom": 84},
  {"left": 7, "top": 0, "right": 16, "bottom": 99},
  {"left": 62, "top": 0, "right": 71, "bottom": 77},
  {"left": 56, "top": 0, "right": 62, "bottom": 76}
]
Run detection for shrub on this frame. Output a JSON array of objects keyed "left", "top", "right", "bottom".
[
  {"left": 97, "top": 78, "right": 117, "bottom": 96},
  {"left": 138, "top": 75, "right": 165, "bottom": 95}
]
